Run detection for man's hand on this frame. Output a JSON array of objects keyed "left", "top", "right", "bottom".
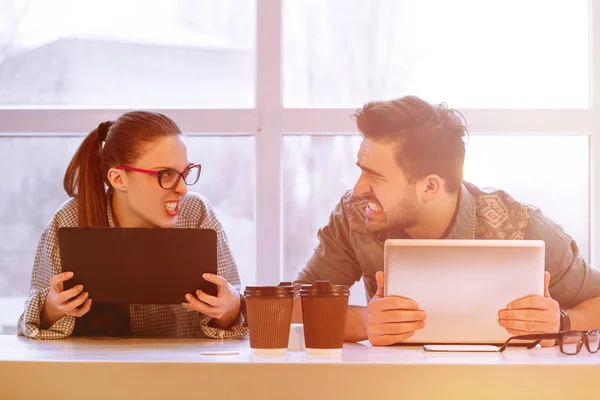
[
  {"left": 366, "top": 271, "right": 426, "bottom": 346},
  {"left": 182, "top": 273, "right": 242, "bottom": 330},
  {"left": 498, "top": 271, "right": 560, "bottom": 347}
]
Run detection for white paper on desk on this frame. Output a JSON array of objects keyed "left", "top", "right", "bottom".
[
  {"left": 288, "top": 323, "right": 305, "bottom": 350},
  {"left": 424, "top": 344, "right": 500, "bottom": 352}
]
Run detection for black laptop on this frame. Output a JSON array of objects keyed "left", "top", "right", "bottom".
[{"left": 58, "top": 227, "right": 218, "bottom": 304}]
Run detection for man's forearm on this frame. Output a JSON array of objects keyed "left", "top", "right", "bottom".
[
  {"left": 344, "top": 306, "right": 368, "bottom": 342},
  {"left": 567, "top": 296, "right": 600, "bottom": 331}
]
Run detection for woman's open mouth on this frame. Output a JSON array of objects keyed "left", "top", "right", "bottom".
[{"left": 164, "top": 201, "right": 179, "bottom": 217}]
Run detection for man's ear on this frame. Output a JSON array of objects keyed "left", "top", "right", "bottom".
[
  {"left": 107, "top": 168, "right": 127, "bottom": 192},
  {"left": 421, "top": 174, "right": 443, "bottom": 202}
]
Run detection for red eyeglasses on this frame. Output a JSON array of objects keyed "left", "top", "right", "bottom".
[{"left": 115, "top": 163, "right": 201, "bottom": 190}]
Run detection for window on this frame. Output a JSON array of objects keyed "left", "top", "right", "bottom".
[
  {"left": 283, "top": 0, "right": 589, "bottom": 108},
  {"left": 0, "top": 134, "right": 255, "bottom": 333},
  {"left": 184, "top": 135, "right": 256, "bottom": 286},
  {"left": 0, "top": 0, "right": 256, "bottom": 107},
  {"left": 282, "top": 135, "right": 362, "bottom": 282},
  {"left": 283, "top": 134, "right": 590, "bottom": 287},
  {"left": 0, "top": 136, "right": 80, "bottom": 334},
  {"left": 1, "top": 0, "right": 599, "bottom": 334},
  {"left": 463, "top": 134, "right": 590, "bottom": 258}
]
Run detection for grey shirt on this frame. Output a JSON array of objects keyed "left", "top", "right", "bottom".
[{"left": 296, "top": 182, "right": 600, "bottom": 309}]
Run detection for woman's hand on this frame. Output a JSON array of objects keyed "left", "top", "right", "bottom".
[
  {"left": 182, "top": 273, "right": 242, "bottom": 330},
  {"left": 41, "top": 271, "right": 92, "bottom": 328}
]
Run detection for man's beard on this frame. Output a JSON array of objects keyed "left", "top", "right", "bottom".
[{"left": 364, "top": 191, "right": 419, "bottom": 234}]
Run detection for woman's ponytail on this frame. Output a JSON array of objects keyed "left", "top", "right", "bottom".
[{"left": 63, "top": 122, "right": 113, "bottom": 227}]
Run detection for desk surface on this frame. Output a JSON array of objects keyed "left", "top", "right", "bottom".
[{"left": 1, "top": 335, "right": 599, "bottom": 399}]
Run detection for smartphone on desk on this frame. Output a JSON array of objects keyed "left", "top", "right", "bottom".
[{"left": 423, "top": 344, "right": 500, "bottom": 353}]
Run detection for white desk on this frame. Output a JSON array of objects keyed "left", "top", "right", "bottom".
[{"left": 1, "top": 335, "right": 599, "bottom": 399}]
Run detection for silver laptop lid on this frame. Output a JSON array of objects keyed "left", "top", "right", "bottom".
[{"left": 383, "top": 239, "right": 545, "bottom": 344}]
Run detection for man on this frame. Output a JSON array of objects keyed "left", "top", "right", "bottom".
[{"left": 294, "top": 95, "right": 600, "bottom": 346}]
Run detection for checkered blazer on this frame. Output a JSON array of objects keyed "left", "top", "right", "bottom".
[{"left": 17, "top": 192, "right": 248, "bottom": 340}]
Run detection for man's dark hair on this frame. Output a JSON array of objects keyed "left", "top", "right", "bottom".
[{"left": 353, "top": 95, "right": 468, "bottom": 193}]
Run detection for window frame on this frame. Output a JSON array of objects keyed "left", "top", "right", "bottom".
[{"left": 0, "top": 0, "right": 598, "bottom": 286}]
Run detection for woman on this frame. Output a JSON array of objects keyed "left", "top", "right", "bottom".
[{"left": 18, "top": 111, "right": 247, "bottom": 339}]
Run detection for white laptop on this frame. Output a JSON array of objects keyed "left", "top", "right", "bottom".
[{"left": 383, "top": 239, "right": 545, "bottom": 345}]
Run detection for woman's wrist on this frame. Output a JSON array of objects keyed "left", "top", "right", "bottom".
[
  {"left": 40, "top": 295, "right": 64, "bottom": 329},
  {"left": 209, "top": 292, "right": 242, "bottom": 330}
]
